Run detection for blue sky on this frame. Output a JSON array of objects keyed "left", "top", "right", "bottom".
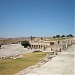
[{"left": 0, "top": 0, "right": 74, "bottom": 38}]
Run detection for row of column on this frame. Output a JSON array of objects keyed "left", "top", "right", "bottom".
[{"left": 31, "top": 45, "right": 47, "bottom": 50}]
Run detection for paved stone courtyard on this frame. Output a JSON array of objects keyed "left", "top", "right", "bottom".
[{"left": 24, "top": 45, "right": 75, "bottom": 75}]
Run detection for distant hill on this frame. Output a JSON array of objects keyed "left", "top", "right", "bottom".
[{"left": 0, "top": 37, "right": 31, "bottom": 45}]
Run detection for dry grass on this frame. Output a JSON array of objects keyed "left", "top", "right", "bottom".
[{"left": 0, "top": 52, "right": 47, "bottom": 75}]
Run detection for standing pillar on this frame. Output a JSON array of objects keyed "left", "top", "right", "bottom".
[
  {"left": 37, "top": 45, "right": 39, "bottom": 49},
  {"left": 36, "top": 45, "right": 37, "bottom": 49},
  {"left": 32, "top": 45, "right": 34, "bottom": 49},
  {"left": 39, "top": 45, "right": 40, "bottom": 49},
  {"left": 66, "top": 44, "right": 67, "bottom": 49}
]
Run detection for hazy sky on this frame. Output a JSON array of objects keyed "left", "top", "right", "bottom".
[{"left": 0, "top": 0, "right": 74, "bottom": 38}]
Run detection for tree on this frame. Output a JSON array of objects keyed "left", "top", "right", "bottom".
[
  {"left": 21, "top": 40, "right": 31, "bottom": 48},
  {"left": 67, "top": 34, "right": 73, "bottom": 37},
  {"left": 56, "top": 35, "right": 60, "bottom": 38},
  {"left": 53, "top": 36, "right": 56, "bottom": 38},
  {"left": 67, "top": 35, "right": 69, "bottom": 37},
  {"left": 61, "top": 35, "right": 66, "bottom": 38}
]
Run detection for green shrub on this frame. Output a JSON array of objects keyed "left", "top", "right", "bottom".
[{"left": 21, "top": 40, "right": 31, "bottom": 48}]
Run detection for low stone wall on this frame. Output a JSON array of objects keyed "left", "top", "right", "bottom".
[{"left": 0, "top": 54, "right": 23, "bottom": 60}]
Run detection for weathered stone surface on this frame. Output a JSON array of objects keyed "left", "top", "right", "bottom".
[{"left": 24, "top": 45, "right": 75, "bottom": 75}]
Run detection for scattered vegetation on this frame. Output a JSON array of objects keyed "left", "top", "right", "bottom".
[
  {"left": 67, "top": 34, "right": 73, "bottom": 37},
  {"left": 56, "top": 35, "right": 60, "bottom": 38},
  {"left": 61, "top": 35, "right": 66, "bottom": 38},
  {"left": 53, "top": 34, "right": 73, "bottom": 38},
  {"left": 53, "top": 36, "right": 56, "bottom": 38}
]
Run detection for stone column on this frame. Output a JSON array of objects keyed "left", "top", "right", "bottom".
[
  {"left": 37, "top": 45, "right": 39, "bottom": 49},
  {"left": 43, "top": 45, "right": 45, "bottom": 50},
  {"left": 59, "top": 48, "right": 62, "bottom": 52},
  {"left": 66, "top": 44, "right": 68, "bottom": 49},
  {"left": 40, "top": 45, "right": 42, "bottom": 49},
  {"left": 39, "top": 45, "right": 40, "bottom": 49},
  {"left": 36, "top": 45, "right": 38, "bottom": 49},
  {"left": 35, "top": 45, "right": 36, "bottom": 49},
  {"left": 51, "top": 48, "right": 52, "bottom": 51},
  {"left": 31, "top": 45, "right": 33, "bottom": 49},
  {"left": 34, "top": 45, "right": 36, "bottom": 49},
  {"left": 31, "top": 45, "right": 32, "bottom": 48},
  {"left": 32, "top": 45, "right": 34, "bottom": 49}
]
